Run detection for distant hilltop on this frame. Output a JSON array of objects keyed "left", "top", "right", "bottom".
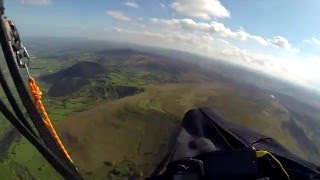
[{"left": 40, "top": 61, "right": 106, "bottom": 97}]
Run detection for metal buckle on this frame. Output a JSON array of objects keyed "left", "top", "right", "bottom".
[
  {"left": 15, "top": 45, "right": 30, "bottom": 68},
  {"left": 5, "top": 19, "right": 30, "bottom": 68}
]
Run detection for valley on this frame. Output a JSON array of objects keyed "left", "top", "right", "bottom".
[{"left": 0, "top": 38, "right": 319, "bottom": 179}]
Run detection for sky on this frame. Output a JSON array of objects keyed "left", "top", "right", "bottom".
[{"left": 5, "top": 0, "right": 320, "bottom": 91}]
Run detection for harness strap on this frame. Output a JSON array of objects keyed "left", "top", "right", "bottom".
[{"left": 29, "top": 77, "right": 73, "bottom": 162}]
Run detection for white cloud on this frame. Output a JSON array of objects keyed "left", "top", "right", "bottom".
[
  {"left": 270, "top": 36, "right": 299, "bottom": 52},
  {"left": 110, "top": 27, "right": 230, "bottom": 55},
  {"left": 110, "top": 27, "right": 270, "bottom": 68},
  {"left": 306, "top": 55, "right": 320, "bottom": 62},
  {"left": 234, "top": 29, "right": 269, "bottom": 46},
  {"left": 171, "top": 0, "right": 230, "bottom": 19},
  {"left": 150, "top": 18, "right": 211, "bottom": 32},
  {"left": 106, "top": 10, "right": 131, "bottom": 21},
  {"left": 109, "top": 27, "right": 281, "bottom": 72},
  {"left": 106, "top": 26, "right": 319, "bottom": 89},
  {"left": 311, "top": 37, "right": 320, "bottom": 45},
  {"left": 150, "top": 18, "right": 233, "bottom": 36},
  {"left": 21, "top": 0, "right": 51, "bottom": 6},
  {"left": 160, "top": 3, "right": 166, "bottom": 8},
  {"left": 150, "top": 18, "right": 300, "bottom": 52},
  {"left": 150, "top": 18, "right": 269, "bottom": 46},
  {"left": 124, "top": 1, "right": 139, "bottom": 8},
  {"left": 251, "top": 35, "right": 269, "bottom": 47},
  {"left": 304, "top": 37, "right": 320, "bottom": 46}
]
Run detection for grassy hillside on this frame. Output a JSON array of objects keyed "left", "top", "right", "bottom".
[
  {"left": 58, "top": 82, "right": 312, "bottom": 178},
  {"left": 0, "top": 43, "right": 319, "bottom": 179}
]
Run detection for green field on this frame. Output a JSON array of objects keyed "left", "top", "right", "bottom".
[
  {"left": 57, "top": 82, "right": 309, "bottom": 177},
  {"left": 0, "top": 45, "right": 319, "bottom": 179}
]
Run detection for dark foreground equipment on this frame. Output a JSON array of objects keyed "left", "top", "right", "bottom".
[
  {"left": 148, "top": 108, "right": 320, "bottom": 180},
  {"left": 0, "top": 0, "right": 82, "bottom": 179}
]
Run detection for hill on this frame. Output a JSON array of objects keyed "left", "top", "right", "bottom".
[
  {"left": 0, "top": 38, "right": 320, "bottom": 179},
  {"left": 40, "top": 61, "right": 106, "bottom": 97},
  {"left": 41, "top": 61, "right": 106, "bottom": 82},
  {"left": 58, "top": 82, "right": 316, "bottom": 178}
]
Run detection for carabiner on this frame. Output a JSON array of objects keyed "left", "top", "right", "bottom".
[
  {"left": 5, "top": 19, "right": 30, "bottom": 68},
  {"left": 15, "top": 45, "right": 30, "bottom": 68}
]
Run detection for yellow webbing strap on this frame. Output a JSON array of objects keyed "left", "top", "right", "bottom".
[
  {"left": 29, "top": 77, "right": 73, "bottom": 162},
  {"left": 256, "top": 150, "right": 290, "bottom": 180}
]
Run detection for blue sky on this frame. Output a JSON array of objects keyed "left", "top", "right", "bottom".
[{"left": 5, "top": 0, "right": 320, "bottom": 90}]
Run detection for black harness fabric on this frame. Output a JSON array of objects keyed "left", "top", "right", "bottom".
[
  {"left": 199, "top": 108, "right": 320, "bottom": 171},
  {"left": 0, "top": 60, "right": 35, "bottom": 134},
  {"left": 0, "top": 5, "right": 82, "bottom": 179},
  {"left": 150, "top": 108, "right": 320, "bottom": 179},
  {"left": 170, "top": 108, "right": 232, "bottom": 162},
  {"left": 0, "top": 98, "right": 82, "bottom": 179}
]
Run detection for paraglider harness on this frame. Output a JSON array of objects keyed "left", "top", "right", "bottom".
[
  {"left": 0, "top": 1, "right": 319, "bottom": 180},
  {"left": 0, "top": 1, "right": 82, "bottom": 179},
  {"left": 147, "top": 108, "right": 320, "bottom": 180}
]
